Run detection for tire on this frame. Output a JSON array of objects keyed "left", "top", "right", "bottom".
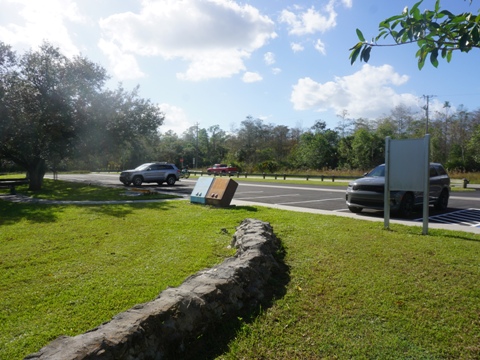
[
  {"left": 398, "top": 192, "right": 415, "bottom": 217},
  {"left": 434, "top": 189, "right": 449, "bottom": 211},
  {"left": 166, "top": 175, "right": 176, "bottom": 186},
  {"left": 348, "top": 206, "right": 363, "bottom": 213},
  {"left": 132, "top": 176, "right": 143, "bottom": 187},
  {"left": 122, "top": 181, "right": 130, "bottom": 186}
]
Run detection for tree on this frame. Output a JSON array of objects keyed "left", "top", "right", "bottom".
[
  {"left": 0, "top": 42, "right": 107, "bottom": 190},
  {"left": 291, "top": 120, "right": 340, "bottom": 170},
  {"left": 350, "top": 0, "right": 480, "bottom": 69},
  {"left": 76, "top": 85, "right": 164, "bottom": 170}
]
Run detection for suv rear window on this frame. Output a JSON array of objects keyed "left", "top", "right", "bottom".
[{"left": 434, "top": 164, "right": 447, "bottom": 176}]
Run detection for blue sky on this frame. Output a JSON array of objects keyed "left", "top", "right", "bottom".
[{"left": 0, "top": 0, "right": 478, "bottom": 135}]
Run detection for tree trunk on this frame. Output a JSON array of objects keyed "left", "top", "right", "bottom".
[{"left": 27, "top": 159, "right": 46, "bottom": 191}]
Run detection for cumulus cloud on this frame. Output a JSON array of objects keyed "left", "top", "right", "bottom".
[
  {"left": 159, "top": 103, "right": 193, "bottom": 134},
  {"left": 279, "top": 0, "right": 338, "bottom": 36},
  {"left": 99, "top": 0, "right": 277, "bottom": 81},
  {"left": 264, "top": 52, "right": 275, "bottom": 65},
  {"left": 291, "top": 42, "right": 305, "bottom": 52},
  {"left": 98, "top": 39, "right": 145, "bottom": 80},
  {"left": 0, "top": 0, "right": 86, "bottom": 56},
  {"left": 242, "top": 71, "right": 263, "bottom": 83},
  {"left": 291, "top": 64, "right": 419, "bottom": 118},
  {"left": 314, "top": 39, "right": 326, "bottom": 55}
]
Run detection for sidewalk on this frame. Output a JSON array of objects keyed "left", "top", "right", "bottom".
[{"left": 2, "top": 191, "right": 480, "bottom": 235}]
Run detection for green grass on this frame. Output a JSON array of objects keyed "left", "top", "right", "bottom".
[
  {"left": 1, "top": 180, "right": 480, "bottom": 359},
  {"left": 0, "top": 179, "right": 178, "bottom": 201}
]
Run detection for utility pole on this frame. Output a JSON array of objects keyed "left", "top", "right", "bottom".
[
  {"left": 195, "top": 122, "right": 199, "bottom": 169},
  {"left": 423, "top": 95, "right": 436, "bottom": 134}
]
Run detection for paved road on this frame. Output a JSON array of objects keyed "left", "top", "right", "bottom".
[{"left": 50, "top": 173, "right": 480, "bottom": 231}]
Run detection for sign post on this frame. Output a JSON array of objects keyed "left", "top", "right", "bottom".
[{"left": 384, "top": 135, "right": 430, "bottom": 234}]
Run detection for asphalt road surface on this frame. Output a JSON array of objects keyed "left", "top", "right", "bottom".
[{"left": 50, "top": 173, "right": 480, "bottom": 230}]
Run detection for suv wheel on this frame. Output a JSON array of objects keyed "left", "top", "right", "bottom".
[
  {"left": 132, "top": 176, "right": 143, "bottom": 186},
  {"left": 434, "top": 189, "right": 449, "bottom": 211},
  {"left": 398, "top": 192, "right": 414, "bottom": 217},
  {"left": 166, "top": 175, "right": 176, "bottom": 186}
]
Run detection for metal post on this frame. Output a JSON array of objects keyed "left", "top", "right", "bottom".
[
  {"left": 384, "top": 137, "right": 391, "bottom": 230},
  {"left": 422, "top": 134, "right": 430, "bottom": 235}
]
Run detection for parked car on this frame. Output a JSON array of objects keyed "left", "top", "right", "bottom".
[
  {"left": 120, "top": 162, "right": 180, "bottom": 186},
  {"left": 345, "top": 163, "right": 450, "bottom": 217},
  {"left": 206, "top": 164, "right": 238, "bottom": 174}
]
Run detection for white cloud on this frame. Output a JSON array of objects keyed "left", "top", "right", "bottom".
[
  {"left": 279, "top": 1, "right": 337, "bottom": 36},
  {"left": 99, "top": 0, "right": 277, "bottom": 81},
  {"left": 291, "top": 42, "right": 304, "bottom": 52},
  {"left": 291, "top": 64, "right": 419, "bottom": 119},
  {"left": 98, "top": 39, "right": 145, "bottom": 80},
  {"left": 272, "top": 67, "right": 282, "bottom": 75},
  {"left": 242, "top": 72, "right": 263, "bottom": 83},
  {"left": 0, "top": 0, "right": 86, "bottom": 56},
  {"left": 159, "top": 103, "right": 193, "bottom": 134},
  {"left": 314, "top": 39, "right": 326, "bottom": 55},
  {"left": 264, "top": 52, "right": 275, "bottom": 65}
]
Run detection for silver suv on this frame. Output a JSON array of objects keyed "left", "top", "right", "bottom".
[{"left": 120, "top": 162, "right": 180, "bottom": 186}]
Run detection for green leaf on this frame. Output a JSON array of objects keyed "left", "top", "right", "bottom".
[
  {"left": 361, "top": 46, "right": 372, "bottom": 63},
  {"left": 349, "top": 45, "right": 362, "bottom": 65},
  {"left": 446, "top": 50, "right": 452, "bottom": 63},
  {"left": 383, "top": 14, "right": 405, "bottom": 24},
  {"left": 416, "top": 48, "right": 427, "bottom": 70},
  {"left": 410, "top": 1, "right": 423, "bottom": 16},
  {"left": 430, "top": 48, "right": 439, "bottom": 67},
  {"left": 434, "top": 0, "right": 440, "bottom": 13},
  {"left": 459, "top": 33, "right": 470, "bottom": 50},
  {"left": 441, "top": 47, "right": 447, "bottom": 58},
  {"left": 411, "top": 7, "right": 421, "bottom": 21},
  {"left": 356, "top": 29, "right": 365, "bottom": 42},
  {"left": 439, "top": 10, "right": 455, "bottom": 18}
]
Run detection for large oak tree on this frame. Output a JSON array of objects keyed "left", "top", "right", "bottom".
[
  {"left": 0, "top": 42, "right": 106, "bottom": 190},
  {"left": 0, "top": 42, "right": 164, "bottom": 190}
]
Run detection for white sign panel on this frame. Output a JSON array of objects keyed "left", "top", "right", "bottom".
[{"left": 389, "top": 138, "right": 426, "bottom": 191}]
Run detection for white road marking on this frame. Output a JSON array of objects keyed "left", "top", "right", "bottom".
[{"left": 278, "top": 198, "right": 343, "bottom": 205}]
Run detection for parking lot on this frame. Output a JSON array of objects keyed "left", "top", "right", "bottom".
[{"left": 49, "top": 173, "right": 480, "bottom": 232}]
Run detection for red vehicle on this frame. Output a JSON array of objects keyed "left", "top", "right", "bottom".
[{"left": 207, "top": 164, "right": 238, "bottom": 174}]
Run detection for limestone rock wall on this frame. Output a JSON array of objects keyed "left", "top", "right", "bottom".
[{"left": 26, "top": 218, "right": 284, "bottom": 360}]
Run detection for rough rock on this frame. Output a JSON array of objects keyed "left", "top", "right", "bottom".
[{"left": 25, "top": 218, "right": 285, "bottom": 360}]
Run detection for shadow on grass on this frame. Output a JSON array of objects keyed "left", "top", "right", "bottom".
[
  {"left": 0, "top": 199, "right": 178, "bottom": 224},
  {"left": 181, "top": 237, "right": 291, "bottom": 360},
  {"left": 86, "top": 201, "right": 178, "bottom": 218},
  {"left": 0, "top": 201, "right": 62, "bottom": 224}
]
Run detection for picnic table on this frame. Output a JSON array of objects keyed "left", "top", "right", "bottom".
[{"left": 0, "top": 178, "right": 29, "bottom": 195}]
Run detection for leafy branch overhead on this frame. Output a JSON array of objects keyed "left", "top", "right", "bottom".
[{"left": 349, "top": 0, "right": 480, "bottom": 69}]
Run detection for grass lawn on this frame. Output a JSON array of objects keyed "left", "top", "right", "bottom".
[{"left": 1, "top": 180, "right": 480, "bottom": 359}]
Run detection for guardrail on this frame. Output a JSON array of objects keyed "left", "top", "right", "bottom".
[{"left": 188, "top": 171, "right": 353, "bottom": 182}]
